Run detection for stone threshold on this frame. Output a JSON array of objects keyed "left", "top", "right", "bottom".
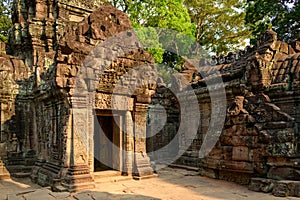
[
  {"left": 93, "top": 170, "right": 132, "bottom": 184},
  {"left": 168, "top": 164, "right": 200, "bottom": 172},
  {"left": 133, "top": 173, "right": 158, "bottom": 180}
]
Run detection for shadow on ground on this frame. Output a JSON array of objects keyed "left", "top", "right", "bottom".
[
  {"left": 1, "top": 167, "right": 298, "bottom": 200},
  {"left": 0, "top": 177, "right": 41, "bottom": 200},
  {"left": 74, "top": 191, "right": 160, "bottom": 200},
  {"left": 1, "top": 177, "right": 160, "bottom": 200}
]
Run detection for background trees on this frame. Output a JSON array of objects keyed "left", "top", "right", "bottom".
[
  {"left": 108, "top": 0, "right": 252, "bottom": 56},
  {"left": 1, "top": 0, "right": 299, "bottom": 55},
  {"left": 108, "top": 0, "right": 196, "bottom": 62},
  {"left": 0, "top": 0, "right": 12, "bottom": 42},
  {"left": 245, "top": 0, "right": 300, "bottom": 44},
  {"left": 184, "top": 0, "right": 251, "bottom": 55}
]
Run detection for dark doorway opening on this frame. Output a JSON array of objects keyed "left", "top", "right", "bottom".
[
  {"left": 94, "top": 116, "right": 113, "bottom": 172},
  {"left": 94, "top": 113, "right": 122, "bottom": 172}
]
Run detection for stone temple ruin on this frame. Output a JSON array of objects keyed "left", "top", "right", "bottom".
[{"left": 0, "top": 0, "right": 299, "bottom": 197}]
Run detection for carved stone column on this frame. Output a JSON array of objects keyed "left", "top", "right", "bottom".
[
  {"left": 61, "top": 96, "right": 94, "bottom": 192},
  {"left": 133, "top": 103, "right": 153, "bottom": 178},
  {"left": 123, "top": 111, "right": 134, "bottom": 175}
]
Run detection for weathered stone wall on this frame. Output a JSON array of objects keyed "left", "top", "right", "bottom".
[
  {"left": 147, "top": 82, "right": 180, "bottom": 163},
  {"left": 0, "top": 0, "right": 156, "bottom": 191},
  {"left": 194, "top": 32, "right": 300, "bottom": 182},
  {"left": 0, "top": 51, "right": 30, "bottom": 154},
  {"left": 1, "top": 0, "right": 299, "bottom": 197},
  {"left": 158, "top": 30, "right": 300, "bottom": 197}
]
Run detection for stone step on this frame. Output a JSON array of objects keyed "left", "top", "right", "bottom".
[
  {"left": 168, "top": 164, "right": 200, "bottom": 172},
  {"left": 52, "top": 185, "right": 68, "bottom": 193},
  {"left": 94, "top": 175, "right": 132, "bottom": 184},
  {"left": 93, "top": 170, "right": 121, "bottom": 179},
  {"left": 61, "top": 182, "right": 95, "bottom": 193},
  {"left": 133, "top": 173, "right": 158, "bottom": 180},
  {"left": 64, "top": 174, "right": 93, "bottom": 184},
  {"left": 12, "top": 172, "right": 31, "bottom": 178},
  {"left": 6, "top": 165, "right": 32, "bottom": 173},
  {"left": 0, "top": 174, "right": 10, "bottom": 180}
]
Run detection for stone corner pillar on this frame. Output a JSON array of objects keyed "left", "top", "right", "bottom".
[{"left": 61, "top": 96, "right": 95, "bottom": 192}]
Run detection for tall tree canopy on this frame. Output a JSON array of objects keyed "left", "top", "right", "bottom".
[
  {"left": 107, "top": 0, "right": 196, "bottom": 63},
  {"left": 0, "top": 0, "right": 13, "bottom": 42},
  {"left": 245, "top": 0, "right": 300, "bottom": 44},
  {"left": 184, "top": 0, "right": 251, "bottom": 55}
]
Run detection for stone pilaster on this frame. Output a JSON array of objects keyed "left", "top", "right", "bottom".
[
  {"left": 133, "top": 103, "right": 153, "bottom": 177},
  {"left": 123, "top": 111, "right": 134, "bottom": 175},
  {"left": 62, "top": 96, "right": 94, "bottom": 192}
]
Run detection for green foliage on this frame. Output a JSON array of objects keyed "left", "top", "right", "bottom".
[
  {"left": 245, "top": 0, "right": 300, "bottom": 44},
  {"left": 134, "top": 27, "right": 165, "bottom": 63},
  {"left": 126, "top": 0, "right": 195, "bottom": 37},
  {"left": 156, "top": 63, "right": 174, "bottom": 85},
  {"left": 107, "top": 0, "right": 196, "bottom": 65},
  {"left": 0, "top": 0, "right": 12, "bottom": 42},
  {"left": 184, "top": 0, "right": 251, "bottom": 55}
]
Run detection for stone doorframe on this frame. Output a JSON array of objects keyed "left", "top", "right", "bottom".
[
  {"left": 93, "top": 110, "right": 125, "bottom": 173},
  {"left": 92, "top": 93, "right": 154, "bottom": 178}
]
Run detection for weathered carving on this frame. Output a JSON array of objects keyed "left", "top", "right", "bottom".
[
  {"left": 9, "top": 133, "right": 19, "bottom": 152},
  {"left": 0, "top": 0, "right": 156, "bottom": 191},
  {"left": 0, "top": 0, "right": 299, "bottom": 197}
]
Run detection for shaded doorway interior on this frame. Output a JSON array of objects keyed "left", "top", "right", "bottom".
[{"left": 94, "top": 114, "right": 122, "bottom": 172}]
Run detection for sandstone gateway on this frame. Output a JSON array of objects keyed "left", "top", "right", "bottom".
[{"left": 0, "top": 0, "right": 299, "bottom": 197}]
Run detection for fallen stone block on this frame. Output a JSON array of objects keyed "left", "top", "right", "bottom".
[
  {"left": 248, "top": 177, "right": 275, "bottom": 193},
  {"left": 272, "top": 180, "right": 300, "bottom": 197}
]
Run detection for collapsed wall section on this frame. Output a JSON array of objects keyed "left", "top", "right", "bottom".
[{"left": 151, "top": 30, "right": 300, "bottom": 197}]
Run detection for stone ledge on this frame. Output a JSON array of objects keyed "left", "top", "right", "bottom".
[
  {"left": 168, "top": 164, "right": 200, "bottom": 172},
  {"left": 12, "top": 172, "right": 31, "bottom": 178},
  {"left": 133, "top": 173, "right": 158, "bottom": 180},
  {"left": 249, "top": 178, "right": 300, "bottom": 197}
]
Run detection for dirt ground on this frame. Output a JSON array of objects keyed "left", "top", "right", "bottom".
[{"left": 1, "top": 167, "right": 298, "bottom": 200}]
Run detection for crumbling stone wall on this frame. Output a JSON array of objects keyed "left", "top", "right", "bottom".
[
  {"left": 146, "top": 30, "right": 300, "bottom": 197},
  {"left": 164, "top": 30, "right": 300, "bottom": 197},
  {"left": 147, "top": 80, "right": 180, "bottom": 163}
]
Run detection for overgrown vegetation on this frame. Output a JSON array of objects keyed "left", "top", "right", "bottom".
[
  {"left": 1, "top": 0, "right": 299, "bottom": 58},
  {"left": 0, "top": 0, "right": 12, "bottom": 42},
  {"left": 245, "top": 0, "right": 300, "bottom": 44}
]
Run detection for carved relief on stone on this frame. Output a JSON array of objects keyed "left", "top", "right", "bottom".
[
  {"left": 94, "top": 93, "right": 134, "bottom": 111},
  {"left": 74, "top": 137, "right": 88, "bottom": 165},
  {"left": 95, "top": 93, "right": 112, "bottom": 110},
  {"left": 245, "top": 58, "right": 273, "bottom": 91},
  {"left": 72, "top": 108, "right": 89, "bottom": 165},
  {"left": 73, "top": 108, "right": 88, "bottom": 148},
  {"left": 227, "top": 96, "right": 248, "bottom": 117},
  {"left": 257, "top": 30, "right": 277, "bottom": 47},
  {"left": 9, "top": 133, "right": 19, "bottom": 152}
]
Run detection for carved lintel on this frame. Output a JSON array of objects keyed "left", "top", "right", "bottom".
[{"left": 95, "top": 93, "right": 134, "bottom": 111}]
